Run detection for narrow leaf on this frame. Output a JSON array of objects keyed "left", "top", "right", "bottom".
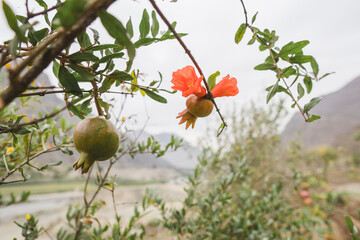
[
  {"left": 99, "top": 10, "right": 135, "bottom": 60},
  {"left": 254, "top": 63, "right": 276, "bottom": 71},
  {"left": 303, "top": 97, "right": 322, "bottom": 113},
  {"left": 207, "top": 71, "right": 220, "bottom": 91},
  {"left": 99, "top": 52, "right": 125, "bottom": 63},
  {"left": 151, "top": 10, "right": 159, "bottom": 37},
  {"left": 311, "top": 57, "right": 319, "bottom": 78},
  {"left": 108, "top": 70, "right": 133, "bottom": 81},
  {"left": 68, "top": 52, "right": 99, "bottom": 63},
  {"left": 141, "top": 88, "right": 167, "bottom": 103},
  {"left": 139, "top": 9, "right": 150, "bottom": 39},
  {"left": 278, "top": 40, "right": 310, "bottom": 57},
  {"left": 235, "top": 23, "right": 246, "bottom": 44},
  {"left": 307, "top": 115, "right": 321, "bottom": 122},
  {"left": 266, "top": 82, "right": 279, "bottom": 103},
  {"left": 251, "top": 12, "right": 258, "bottom": 24},
  {"left": 303, "top": 76, "right": 312, "bottom": 93},
  {"left": 58, "top": 66, "right": 83, "bottom": 96},
  {"left": 126, "top": 18, "right": 133, "bottom": 39},
  {"left": 297, "top": 83, "right": 305, "bottom": 99}
]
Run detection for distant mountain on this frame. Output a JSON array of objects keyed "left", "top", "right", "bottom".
[
  {"left": 281, "top": 75, "right": 360, "bottom": 149},
  {"left": 118, "top": 131, "right": 199, "bottom": 169}
]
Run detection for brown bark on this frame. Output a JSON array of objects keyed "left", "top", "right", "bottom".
[{"left": 0, "top": 0, "right": 115, "bottom": 110}]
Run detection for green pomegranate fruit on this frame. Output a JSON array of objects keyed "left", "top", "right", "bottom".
[
  {"left": 186, "top": 94, "right": 214, "bottom": 117},
  {"left": 72, "top": 116, "right": 119, "bottom": 174}
]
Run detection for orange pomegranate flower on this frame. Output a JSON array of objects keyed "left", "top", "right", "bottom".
[
  {"left": 211, "top": 75, "right": 239, "bottom": 98},
  {"left": 176, "top": 109, "right": 197, "bottom": 129},
  {"left": 171, "top": 66, "right": 206, "bottom": 98}
]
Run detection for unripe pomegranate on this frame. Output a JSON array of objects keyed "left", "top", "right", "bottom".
[
  {"left": 186, "top": 94, "right": 214, "bottom": 117},
  {"left": 72, "top": 116, "right": 120, "bottom": 173}
]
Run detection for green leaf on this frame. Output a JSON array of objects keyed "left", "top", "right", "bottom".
[
  {"left": 151, "top": 10, "right": 159, "bottom": 38},
  {"left": 99, "top": 78, "right": 114, "bottom": 93},
  {"left": 278, "top": 40, "right": 310, "bottom": 57},
  {"left": 52, "top": 60, "right": 60, "bottom": 78},
  {"left": 254, "top": 63, "right": 276, "bottom": 71},
  {"left": 297, "top": 83, "right": 305, "bottom": 99},
  {"left": 58, "top": 66, "right": 83, "bottom": 96},
  {"left": 319, "top": 72, "right": 335, "bottom": 80},
  {"left": 134, "top": 38, "right": 157, "bottom": 48},
  {"left": 68, "top": 104, "right": 85, "bottom": 119},
  {"left": 303, "top": 76, "right": 312, "bottom": 93},
  {"left": 68, "top": 63, "right": 94, "bottom": 81},
  {"left": 281, "top": 66, "right": 296, "bottom": 78},
  {"left": 303, "top": 97, "right": 322, "bottom": 113},
  {"left": 68, "top": 52, "right": 99, "bottom": 63},
  {"left": 248, "top": 38, "right": 256, "bottom": 45},
  {"left": 235, "top": 23, "right": 246, "bottom": 44},
  {"left": 86, "top": 44, "right": 121, "bottom": 51},
  {"left": 28, "top": 28, "right": 49, "bottom": 46},
  {"left": 290, "top": 55, "right": 313, "bottom": 64},
  {"left": 307, "top": 115, "right": 321, "bottom": 122},
  {"left": 58, "top": 0, "right": 86, "bottom": 28},
  {"left": 108, "top": 70, "right": 133, "bottom": 81},
  {"left": 207, "top": 71, "right": 220, "bottom": 91},
  {"left": 14, "top": 127, "right": 31, "bottom": 135},
  {"left": 99, "top": 52, "right": 125, "bottom": 63},
  {"left": 77, "top": 31, "right": 92, "bottom": 49},
  {"left": 34, "top": 0, "right": 50, "bottom": 25},
  {"left": 3, "top": 1, "right": 27, "bottom": 42},
  {"left": 311, "top": 57, "right": 319, "bottom": 78},
  {"left": 126, "top": 18, "right": 133, "bottom": 39},
  {"left": 139, "top": 9, "right": 150, "bottom": 39},
  {"left": 89, "top": 28, "right": 100, "bottom": 44},
  {"left": 251, "top": 12, "right": 258, "bottom": 24},
  {"left": 266, "top": 81, "right": 278, "bottom": 103},
  {"left": 99, "top": 10, "right": 135, "bottom": 61},
  {"left": 140, "top": 88, "right": 167, "bottom": 103}
]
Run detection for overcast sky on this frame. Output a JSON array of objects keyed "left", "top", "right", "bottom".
[{"left": 1, "top": 0, "right": 360, "bottom": 144}]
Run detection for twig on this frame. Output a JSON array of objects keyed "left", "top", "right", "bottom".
[
  {"left": 2, "top": 155, "right": 10, "bottom": 172},
  {"left": 0, "top": 0, "right": 116, "bottom": 110},
  {"left": 90, "top": 80, "right": 104, "bottom": 116},
  {"left": 110, "top": 178, "right": 121, "bottom": 236},
  {"left": 0, "top": 103, "right": 70, "bottom": 134},
  {"left": 26, "top": 3, "right": 64, "bottom": 21},
  {"left": 148, "top": 0, "right": 227, "bottom": 136},
  {"left": 239, "top": 0, "right": 307, "bottom": 122}
]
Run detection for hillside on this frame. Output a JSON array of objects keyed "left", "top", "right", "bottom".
[{"left": 282, "top": 75, "right": 360, "bottom": 149}]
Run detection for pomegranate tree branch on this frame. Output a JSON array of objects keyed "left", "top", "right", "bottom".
[
  {"left": 91, "top": 80, "right": 104, "bottom": 116},
  {"left": 0, "top": 103, "right": 70, "bottom": 134},
  {"left": 0, "top": 0, "right": 115, "bottom": 110},
  {"left": 148, "top": 0, "right": 227, "bottom": 135},
  {"left": 239, "top": 0, "right": 308, "bottom": 121}
]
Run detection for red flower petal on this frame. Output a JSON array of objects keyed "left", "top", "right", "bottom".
[
  {"left": 171, "top": 66, "right": 206, "bottom": 98},
  {"left": 176, "top": 108, "right": 197, "bottom": 129},
  {"left": 211, "top": 75, "right": 239, "bottom": 98}
]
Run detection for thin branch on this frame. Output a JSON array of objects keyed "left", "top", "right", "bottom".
[
  {"left": 26, "top": 3, "right": 64, "bottom": 21},
  {"left": 90, "top": 80, "right": 104, "bottom": 116},
  {"left": 148, "top": 0, "right": 227, "bottom": 135},
  {"left": 239, "top": 0, "right": 307, "bottom": 121},
  {"left": 0, "top": 144, "right": 67, "bottom": 185},
  {"left": 0, "top": 103, "right": 70, "bottom": 134},
  {"left": 0, "top": 0, "right": 116, "bottom": 110},
  {"left": 2, "top": 155, "right": 10, "bottom": 172}
]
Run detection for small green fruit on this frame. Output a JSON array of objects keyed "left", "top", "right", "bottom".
[
  {"left": 186, "top": 94, "right": 214, "bottom": 117},
  {"left": 72, "top": 116, "right": 119, "bottom": 173}
]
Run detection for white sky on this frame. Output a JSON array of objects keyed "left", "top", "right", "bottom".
[{"left": 1, "top": 0, "right": 360, "bottom": 145}]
